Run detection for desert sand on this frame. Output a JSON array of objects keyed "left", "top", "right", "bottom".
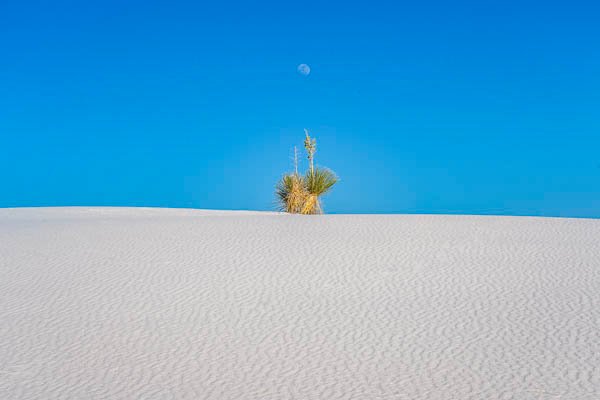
[{"left": 1, "top": 207, "right": 599, "bottom": 400}]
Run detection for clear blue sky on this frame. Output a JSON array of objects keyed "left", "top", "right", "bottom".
[{"left": 1, "top": 0, "right": 599, "bottom": 217}]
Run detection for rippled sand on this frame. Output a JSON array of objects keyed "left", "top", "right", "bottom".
[{"left": 1, "top": 207, "right": 599, "bottom": 399}]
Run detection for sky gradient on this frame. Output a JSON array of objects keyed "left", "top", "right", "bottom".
[{"left": 1, "top": 0, "right": 599, "bottom": 217}]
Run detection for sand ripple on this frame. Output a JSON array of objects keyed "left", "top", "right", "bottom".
[{"left": 1, "top": 208, "right": 599, "bottom": 399}]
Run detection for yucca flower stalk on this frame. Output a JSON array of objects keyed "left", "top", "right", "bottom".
[{"left": 304, "top": 129, "right": 316, "bottom": 173}]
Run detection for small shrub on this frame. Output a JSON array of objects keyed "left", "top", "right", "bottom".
[{"left": 276, "top": 130, "right": 338, "bottom": 214}]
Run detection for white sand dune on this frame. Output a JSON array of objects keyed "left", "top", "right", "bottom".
[{"left": 1, "top": 207, "right": 599, "bottom": 400}]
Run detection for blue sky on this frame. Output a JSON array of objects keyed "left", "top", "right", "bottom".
[{"left": 1, "top": 0, "right": 599, "bottom": 217}]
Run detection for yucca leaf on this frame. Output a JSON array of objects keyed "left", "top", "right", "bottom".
[
  {"left": 276, "top": 173, "right": 307, "bottom": 213},
  {"left": 304, "top": 168, "right": 338, "bottom": 196}
]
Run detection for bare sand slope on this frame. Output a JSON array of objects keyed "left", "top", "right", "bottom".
[{"left": 1, "top": 207, "right": 599, "bottom": 400}]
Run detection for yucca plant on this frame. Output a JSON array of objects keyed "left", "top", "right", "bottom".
[
  {"left": 276, "top": 173, "right": 307, "bottom": 213},
  {"left": 276, "top": 130, "right": 338, "bottom": 214},
  {"left": 301, "top": 167, "right": 338, "bottom": 214}
]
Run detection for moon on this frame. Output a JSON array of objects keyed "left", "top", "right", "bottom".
[{"left": 297, "top": 63, "right": 311, "bottom": 76}]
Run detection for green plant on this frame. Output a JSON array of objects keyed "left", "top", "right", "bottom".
[
  {"left": 301, "top": 167, "right": 338, "bottom": 214},
  {"left": 276, "top": 130, "right": 338, "bottom": 214}
]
